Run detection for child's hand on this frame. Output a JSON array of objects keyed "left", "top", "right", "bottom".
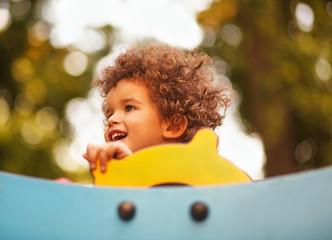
[{"left": 83, "top": 141, "right": 132, "bottom": 173}]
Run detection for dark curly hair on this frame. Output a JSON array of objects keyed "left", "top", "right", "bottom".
[{"left": 94, "top": 44, "right": 232, "bottom": 142}]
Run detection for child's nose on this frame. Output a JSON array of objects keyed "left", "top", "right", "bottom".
[{"left": 108, "top": 113, "right": 121, "bottom": 125}]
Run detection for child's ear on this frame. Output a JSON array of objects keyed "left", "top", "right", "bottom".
[{"left": 162, "top": 114, "right": 188, "bottom": 140}]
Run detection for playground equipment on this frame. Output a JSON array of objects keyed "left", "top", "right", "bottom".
[{"left": 0, "top": 129, "right": 331, "bottom": 239}]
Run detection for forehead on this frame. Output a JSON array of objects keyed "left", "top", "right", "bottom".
[
  {"left": 104, "top": 79, "right": 155, "bottom": 110},
  {"left": 108, "top": 78, "right": 150, "bottom": 97},
  {"left": 103, "top": 78, "right": 165, "bottom": 120}
]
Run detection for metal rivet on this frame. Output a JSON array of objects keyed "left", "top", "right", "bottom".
[
  {"left": 191, "top": 201, "right": 209, "bottom": 221},
  {"left": 118, "top": 201, "right": 135, "bottom": 221}
]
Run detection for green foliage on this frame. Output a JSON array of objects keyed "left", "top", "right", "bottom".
[
  {"left": 198, "top": 0, "right": 332, "bottom": 176},
  {"left": 0, "top": 0, "right": 112, "bottom": 181},
  {"left": 2, "top": 0, "right": 331, "bottom": 180}
]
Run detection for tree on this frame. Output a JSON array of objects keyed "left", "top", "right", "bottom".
[
  {"left": 198, "top": 0, "right": 332, "bottom": 176},
  {"left": 0, "top": 0, "right": 113, "bottom": 181}
]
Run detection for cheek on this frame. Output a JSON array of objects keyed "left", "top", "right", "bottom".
[{"left": 104, "top": 127, "right": 109, "bottom": 141}]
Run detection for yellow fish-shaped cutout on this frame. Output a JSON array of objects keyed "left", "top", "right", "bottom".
[{"left": 93, "top": 128, "right": 252, "bottom": 187}]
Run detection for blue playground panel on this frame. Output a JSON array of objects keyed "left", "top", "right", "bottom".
[{"left": 1, "top": 167, "right": 332, "bottom": 240}]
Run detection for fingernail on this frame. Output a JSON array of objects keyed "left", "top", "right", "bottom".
[
  {"left": 91, "top": 163, "right": 96, "bottom": 169},
  {"left": 100, "top": 165, "right": 106, "bottom": 172}
]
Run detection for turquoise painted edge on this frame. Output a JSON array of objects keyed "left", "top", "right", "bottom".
[{"left": 0, "top": 167, "right": 332, "bottom": 240}]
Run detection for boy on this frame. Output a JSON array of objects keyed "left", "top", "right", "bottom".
[{"left": 83, "top": 44, "right": 232, "bottom": 172}]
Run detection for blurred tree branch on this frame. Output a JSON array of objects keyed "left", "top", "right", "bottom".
[
  {"left": 0, "top": 0, "right": 114, "bottom": 181},
  {"left": 198, "top": 0, "right": 332, "bottom": 177}
]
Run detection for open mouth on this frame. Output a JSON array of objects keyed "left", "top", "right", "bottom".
[{"left": 110, "top": 132, "right": 127, "bottom": 141}]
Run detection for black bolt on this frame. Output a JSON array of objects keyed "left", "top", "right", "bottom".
[
  {"left": 190, "top": 201, "right": 209, "bottom": 221},
  {"left": 118, "top": 201, "right": 136, "bottom": 221}
]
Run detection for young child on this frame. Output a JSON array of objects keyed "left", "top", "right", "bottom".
[{"left": 83, "top": 44, "right": 232, "bottom": 173}]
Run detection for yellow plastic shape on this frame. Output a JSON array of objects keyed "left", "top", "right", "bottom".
[{"left": 92, "top": 128, "right": 252, "bottom": 187}]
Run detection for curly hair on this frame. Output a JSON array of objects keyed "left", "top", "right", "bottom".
[{"left": 94, "top": 44, "right": 232, "bottom": 142}]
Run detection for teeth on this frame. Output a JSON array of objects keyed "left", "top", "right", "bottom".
[{"left": 111, "top": 133, "right": 127, "bottom": 141}]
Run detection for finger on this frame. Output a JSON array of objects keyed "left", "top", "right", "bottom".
[
  {"left": 86, "top": 144, "right": 98, "bottom": 170},
  {"left": 83, "top": 152, "right": 94, "bottom": 169},
  {"left": 100, "top": 144, "right": 121, "bottom": 172},
  {"left": 99, "top": 147, "right": 113, "bottom": 173},
  {"left": 113, "top": 142, "right": 133, "bottom": 159}
]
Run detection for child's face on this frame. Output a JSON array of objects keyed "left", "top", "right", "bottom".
[{"left": 104, "top": 79, "right": 168, "bottom": 152}]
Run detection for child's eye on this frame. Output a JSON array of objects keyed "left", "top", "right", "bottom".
[{"left": 125, "top": 105, "right": 135, "bottom": 112}]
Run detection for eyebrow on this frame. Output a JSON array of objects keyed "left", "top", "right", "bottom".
[
  {"left": 104, "top": 97, "right": 143, "bottom": 115},
  {"left": 120, "top": 98, "right": 143, "bottom": 105}
]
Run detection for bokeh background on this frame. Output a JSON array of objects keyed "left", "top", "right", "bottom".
[{"left": 1, "top": 0, "right": 332, "bottom": 183}]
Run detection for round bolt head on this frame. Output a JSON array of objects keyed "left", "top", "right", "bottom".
[
  {"left": 118, "top": 201, "right": 136, "bottom": 221},
  {"left": 191, "top": 201, "right": 209, "bottom": 221}
]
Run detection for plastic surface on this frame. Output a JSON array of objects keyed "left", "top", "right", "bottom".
[
  {"left": 1, "top": 166, "right": 332, "bottom": 240},
  {"left": 93, "top": 129, "right": 251, "bottom": 187}
]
